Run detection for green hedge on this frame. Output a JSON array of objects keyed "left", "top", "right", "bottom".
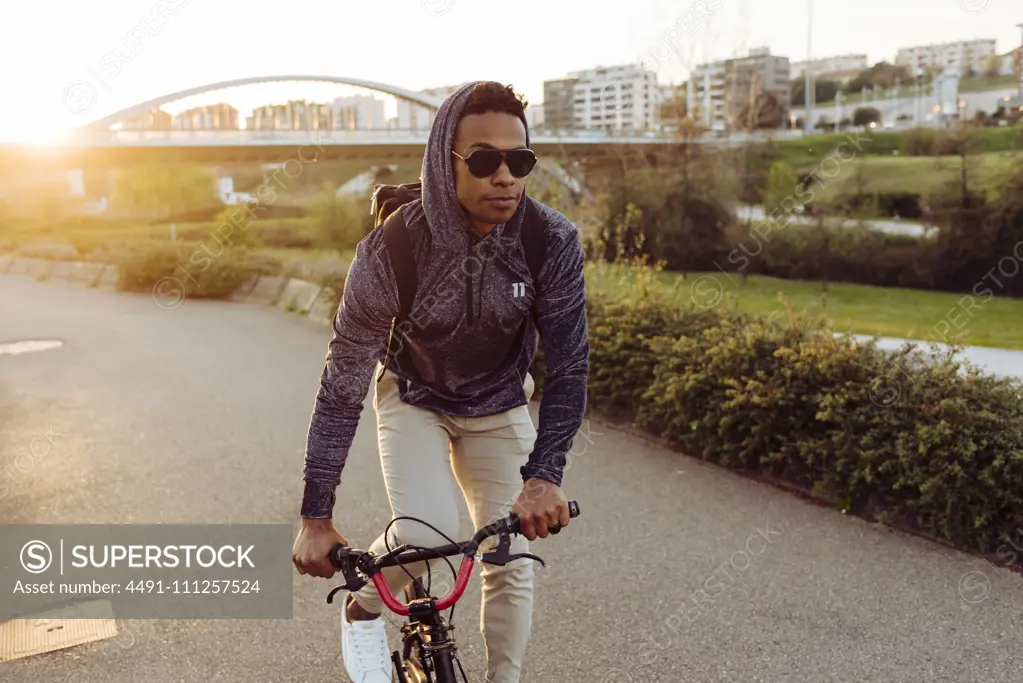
[{"left": 534, "top": 262, "right": 1023, "bottom": 561}]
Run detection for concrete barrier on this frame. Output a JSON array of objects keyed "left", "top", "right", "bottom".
[
  {"left": 6, "top": 258, "right": 32, "bottom": 276},
  {"left": 51, "top": 261, "right": 103, "bottom": 283},
  {"left": 73, "top": 263, "right": 105, "bottom": 286},
  {"left": 27, "top": 259, "right": 57, "bottom": 279},
  {"left": 247, "top": 276, "right": 289, "bottom": 306},
  {"left": 50, "top": 261, "right": 77, "bottom": 281},
  {"left": 2, "top": 260, "right": 344, "bottom": 326},
  {"left": 229, "top": 276, "right": 260, "bottom": 302},
  {"left": 96, "top": 264, "right": 120, "bottom": 289},
  {"left": 51, "top": 261, "right": 105, "bottom": 285},
  {"left": 307, "top": 287, "right": 340, "bottom": 326},
  {"left": 277, "top": 278, "right": 322, "bottom": 314}
]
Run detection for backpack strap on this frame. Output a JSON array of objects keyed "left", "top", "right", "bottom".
[
  {"left": 381, "top": 207, "right": 417, "bottom": 321},
  {"left": 521, "top": 199, "right": 546, "bottom": 284},
  {"left": 377, "top": 207, "right": 416, "bottom": 381},
  {"left": 520, "top": 199, "right": 547, "bottom": 334}
]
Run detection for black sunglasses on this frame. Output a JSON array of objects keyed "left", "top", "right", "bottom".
[{"left": 451, "top": 148, "right": 537, "bottom": 178}]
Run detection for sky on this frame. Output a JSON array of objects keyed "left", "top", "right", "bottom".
[{"left": 1, "top": 0, "right": 1021, "bottom": 142}]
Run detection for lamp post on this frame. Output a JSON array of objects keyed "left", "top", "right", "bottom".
[
  {"left": 805, "top": 0, "right": 813, "bottom": 133},
  {"left": 1017, "top": 23, "right": 1023, "bottom": 96},
  {"left": 915, "top": 67, "right": 924, "bottom": 127}
]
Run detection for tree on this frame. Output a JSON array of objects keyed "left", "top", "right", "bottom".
[
  {"left": 762, "top": 160, "right": 799, "bottom": 209},
  {"left": 844, "top": 61, "right": 911, "bottom": 93},
  {"left": 852, "top": 107, "right": 882, "bottom": 127},
  {"left": 659, "top": 85, "right": 689, "bottom": 131},
  {"left": 735, "top": 91, "right": 787, "bottom": 130},
  {"left": 983, "top": 55, "right": 1003, "bottom": 79},
  {"left": 790, "top": 78, "right": 840, "bottom": 106},
  {"left": 590, "top": 122, "right": 733, "bottom": 274},
  {"left": 311, "top": 182, "right": 370, "bottom": 252}
]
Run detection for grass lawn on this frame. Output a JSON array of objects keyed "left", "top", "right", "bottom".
[
  {"left": 802, "top": 151, "right": 1022, "bottom": 203},
  {"left": 656, "top": 271, "right": 1023, "bottom": 350}
]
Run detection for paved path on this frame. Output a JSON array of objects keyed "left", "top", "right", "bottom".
[
  {"left": 737, "top": 204, "right": 934, "bottom": 238},
  {"left": 851, "top": 334, "right": 1023, "bottom": 381},
  {"left": 1, "top": 276, "right": 1021, "bottom": 683}
]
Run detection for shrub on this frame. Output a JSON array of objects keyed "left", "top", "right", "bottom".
[
  {"left": 762, "top": 160, "right": 800, "bottom": 210},
  {"left": 853, "top": 107, "right": 882, "bottom": 127},
  {"left": 571, "top": 263, "right": 1023, "bottom": 559},
  {"left": 258, "top": 224, "right": 315, "bottom": 249},
  {"left": 900, "top": 128, "right": 939, "bottom": 156},
  {"left": 115, "top": 242, "right": 261, "bottom": 299},
  {"left": 312, "top": 183, "right": 372, "bottom": 252},
  {"left": 211, "top": 207, "right": 261, "bottom": 250},
  {"left": 838, "top": 191, "right": 923, "bottom": 219}
]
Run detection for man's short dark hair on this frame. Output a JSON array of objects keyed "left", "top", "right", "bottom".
[{"left": 460, "top": 81, "right": 530, "bottom": 139}]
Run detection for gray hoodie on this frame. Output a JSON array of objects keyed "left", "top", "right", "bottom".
[{"left": 301, "top": 81, "right": 589, "bottom": 518}]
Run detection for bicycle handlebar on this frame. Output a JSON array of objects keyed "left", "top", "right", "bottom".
[{"left": 329, "top": 501, "right": 580, "bottom": 616}]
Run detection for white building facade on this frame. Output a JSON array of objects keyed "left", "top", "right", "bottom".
[
  {"left": 330, "top": 94, "right": 387, "bottom": 130},
  {"left": 688, "top": 47, "right": 791, "bottom": 130},
  {"left": 791, "top": 54, "right": 868, "bottom": 78},
  {"left": 394, "top": 84, "right": 465, "bottom": 131},
  {"left": 896, "top": 39, "right": 997, "bottom": 75},
  {"left": 543, "top": 64, "right": 660, "bottom": 133}
]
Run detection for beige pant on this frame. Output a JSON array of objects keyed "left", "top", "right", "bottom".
[{"left": 351, "top": 367, "right": 537, "bottom": 683}]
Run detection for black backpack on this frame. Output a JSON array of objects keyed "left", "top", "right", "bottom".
[{"left": 370, "top": 181, "right": 546, "bottom": 378}]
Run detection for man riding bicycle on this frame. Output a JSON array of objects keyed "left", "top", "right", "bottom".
[{"left": 292, "top": 81, "right": 589, "bottom": 683}]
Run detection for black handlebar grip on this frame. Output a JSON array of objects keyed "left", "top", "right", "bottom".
[
  {"left": 548, "top": 500, "right": 581, "bottom": 535},
  {"left": 328, "top": 543, "right": 346, "bottom": 570}
]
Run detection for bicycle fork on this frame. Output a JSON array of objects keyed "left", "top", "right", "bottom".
[{"left": 398, "top": 598, "right": 459, "bottom": 683}]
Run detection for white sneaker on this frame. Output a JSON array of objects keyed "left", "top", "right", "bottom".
[{"left": 340, "top": 594, "right": 393, "bottom": 683}]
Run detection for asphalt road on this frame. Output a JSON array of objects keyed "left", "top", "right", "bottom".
[{"left": 1, "top": 275, "right": 1021, "bottom": 683}]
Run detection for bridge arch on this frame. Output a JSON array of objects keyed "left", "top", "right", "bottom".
[{"left": 82, "top": 75, "right": 447, "bottom": 130}]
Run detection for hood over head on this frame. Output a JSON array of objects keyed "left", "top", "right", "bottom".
[{"left": 420, "top": 81, "right": 532, "bottom": 248}]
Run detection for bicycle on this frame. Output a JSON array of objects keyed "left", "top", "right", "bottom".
[{"left": 326, "top": 500, "right": 581, "bottom": 683}]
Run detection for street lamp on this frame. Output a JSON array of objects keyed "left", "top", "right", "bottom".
[
  {"left": 1017, "top": 23, "right": 1023, "bottom": 95},
  {"left": 805, "top": 0, "right": 813, "bottom": 133}
]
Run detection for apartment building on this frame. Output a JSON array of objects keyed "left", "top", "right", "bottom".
[
  {"left": 688, "top": 47, "right": 791, "bottom": 130},
  {"left": 541, "top": 64, "right": 660, "bottom": 133},
  {"left": 394, "top": 84, "right": 466, "bottom": 131},
  {"left": 172, "top": 104, "right": 239, "bottom": 131},
  {"left": 525, "top": 102, "right": 545, "bottom": 131},
  {"left": 996, "top": 44, "right": 1023, "bottom": 77},
  {"left": 330, "top": 94, "right": 387, "bottom": 131},
  {"left": 895, "top": 39, "right": 997, "bottom": 75},
  {"left": 791, "top": 53, "right": 868, "bottom": 81},
  {"left": 245, "top": 100, "right": 331, "bottom": 131},
  {"left": 121, "top": 108, "right": 173, "bottom": 131}
]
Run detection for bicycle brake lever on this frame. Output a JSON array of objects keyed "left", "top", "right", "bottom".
[{"left": 479, "top": 532, "right": 546, "bottom": 568}]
